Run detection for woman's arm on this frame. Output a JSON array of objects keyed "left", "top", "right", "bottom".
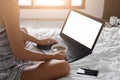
[
  {"left": 21, "top": 28, "right": 40, "bottom": 44},
  {"left": 21, "top": 29, "right": 58, "bottom": 46},
  {"left": 1, "top": 0, "right": 65, "bottom": 61}
]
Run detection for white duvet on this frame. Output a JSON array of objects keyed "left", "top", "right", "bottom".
[
  {"left": 59, "top": 27, "right": 120, "bottom": 80},
  {"left": 28, "top": 27, "right": 120, "bottom": 80}
]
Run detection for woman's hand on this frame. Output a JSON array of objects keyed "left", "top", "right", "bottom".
[
  {"left": 53, "top": 50, "right": 66, "bottom": 60},
  {"left": 38, "top": 38, "right": 58, "bottom": 46}
]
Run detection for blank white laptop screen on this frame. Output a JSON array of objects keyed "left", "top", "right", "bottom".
[{"left": 62, "top": 10, "right": 102, "bottom": 49}]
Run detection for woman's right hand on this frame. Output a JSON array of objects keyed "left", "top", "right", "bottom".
[
  {"left": 53, "top": 50, "right": 66, "bottom": 60},
  {"left": 38, "top": 38, "right": 58, "bottom": 46}
]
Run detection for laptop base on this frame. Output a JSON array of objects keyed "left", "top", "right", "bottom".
[{"left": 37, "top": 36, "right": 90, "bottom": 63}]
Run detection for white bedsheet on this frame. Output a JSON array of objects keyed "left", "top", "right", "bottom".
[{"left": 28, "top": 27, "right": 120, "bottom": 80}]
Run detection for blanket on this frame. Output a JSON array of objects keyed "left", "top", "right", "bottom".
[{"left": 28, "top": 27, "right": 120, "bottom": 80}]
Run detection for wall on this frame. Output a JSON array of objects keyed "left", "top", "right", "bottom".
[
  {"left": 20, "top": 9, "right": 69, "bottom": 19},
  {"left": 81, "top": 0, "right": 104, "bottom": 18},
  {"left": 103, "top": 0, "right": 120, "bottom": 19},
  {"left": 20, "top": 0, "right": 104, "bottom": 19}
]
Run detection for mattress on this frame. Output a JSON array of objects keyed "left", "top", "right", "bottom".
[{"left": 27, "top": 27, "right": 120, "bottom": 80}]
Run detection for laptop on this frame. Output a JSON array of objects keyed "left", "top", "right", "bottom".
[{"left": 37, "top": 8, "right": 104, "bottom": 63}]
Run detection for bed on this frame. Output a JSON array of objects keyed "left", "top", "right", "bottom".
[{"left": 27, "top": 27, "right": 120, "bottom": 80}]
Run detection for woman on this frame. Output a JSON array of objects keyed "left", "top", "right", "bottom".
[{"left": 0, "top": 0, "right": 70, "bottom": 80}]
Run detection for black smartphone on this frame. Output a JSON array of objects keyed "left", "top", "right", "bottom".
[{"left": 77, "top": 68, "right": 99, "bottom": 77}]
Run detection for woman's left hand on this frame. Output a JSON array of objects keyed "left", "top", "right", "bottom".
[{"left": 38, "top": 38, "right": 58, "bottom": 46}]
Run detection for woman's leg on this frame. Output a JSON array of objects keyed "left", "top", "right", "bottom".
[
  {"left": 20, "top": 27, "right": 70, "bottom": 80},
  {"left": 21, "top": 60, "right": 70, "bottom": 80}
]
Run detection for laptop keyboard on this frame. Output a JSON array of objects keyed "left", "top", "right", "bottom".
[{"left": 54, "top": 36, "right": 86, "bottom": 62}]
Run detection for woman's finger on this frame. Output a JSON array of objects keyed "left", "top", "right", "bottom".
[{"left": 48, "top": 38, "right": 58, "bottom": 44}]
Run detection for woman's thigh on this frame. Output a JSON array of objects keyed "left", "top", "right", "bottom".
[{"left": 21, "top": 59, "right": 70, "bottom": 80}]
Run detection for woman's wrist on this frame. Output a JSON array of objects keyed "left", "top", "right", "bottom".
[
  {"left": 42, "top": 53, "right": 56, "bottom": 60},
  {"left": 49, "top": 53, "right": 56, "bottom": 59},
  {"left": 36, "top": 39, "right": 42, "bottom": 45}
]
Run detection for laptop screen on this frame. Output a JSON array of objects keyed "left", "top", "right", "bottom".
[{"left": 62, "top": 10, "right": 103, "bottom": 49}]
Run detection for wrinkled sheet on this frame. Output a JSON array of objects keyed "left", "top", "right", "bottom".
[{"left": 28, "top": 27, "right": 120, "bottom": 80}]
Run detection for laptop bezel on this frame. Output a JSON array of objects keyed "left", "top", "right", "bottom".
[{"left": 60, "top": 8, "right": 105, "bottom": 54}]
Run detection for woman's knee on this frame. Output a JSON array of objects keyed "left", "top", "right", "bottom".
[
  {"left": 61, "top": 60, "right": 70, "bottom": 75},
  {"left": 52, "top": 60, "right": 70, "bottom": 76},
  {"left": 60, "top": 60, "right": 70, "bottom": 72}
]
